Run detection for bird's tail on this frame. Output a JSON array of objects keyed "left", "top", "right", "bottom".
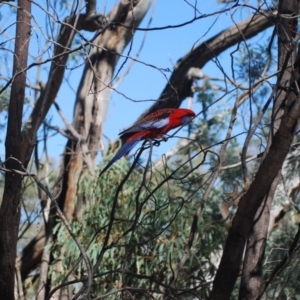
[{"left": 98, "top": 139, "right": 140, "bottom": 177}]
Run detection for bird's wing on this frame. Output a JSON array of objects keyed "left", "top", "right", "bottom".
[{"left": 119, "top": 114, "right": 170, "bottom": 136}]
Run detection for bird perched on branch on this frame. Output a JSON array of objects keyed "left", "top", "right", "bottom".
[{"left": 99, "top": 108, "right": 196, "bottom": 177}]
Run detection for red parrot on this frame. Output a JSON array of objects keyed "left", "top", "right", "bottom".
[{"left": 99, "top": 108, "right": 196, "bottom": 176}]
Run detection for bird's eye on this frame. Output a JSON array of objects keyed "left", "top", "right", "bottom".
[{"left": 181, "top": 115, "right": 193, "bottom": 124}]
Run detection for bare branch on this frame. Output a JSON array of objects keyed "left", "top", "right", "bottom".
[
  {"left": 137, "top": 10, "right": 276, "bottom": 121},
  {"left": 20, "top": 5, "right": 109, "bottom": 166}
]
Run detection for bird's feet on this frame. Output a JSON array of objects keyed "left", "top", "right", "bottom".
[
  {"left": 153, "top": 136, "right": 168, "bottom": 146},
  {"left": 161, "top": 135, "right": 168, "bottom": 142}
]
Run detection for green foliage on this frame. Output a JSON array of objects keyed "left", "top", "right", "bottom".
[
  {"left": 263, "top": 216, "right": 300, "bottom": 299},
  {"left": 0, "top": 86, "right": 10, "bottom": 142},
  {"left": 235, "top": 44, "right": 270, "bottom": 83},
  {"left": 0, "top": 86, "right": 10, "bottom": 112},
  {"left": 49, "top": 140, "right": 228, "bottom": 298}
]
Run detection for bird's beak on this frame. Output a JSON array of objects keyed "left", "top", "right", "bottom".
[{"left": 182, "top": 115, "right": 194, "bottom": 124}]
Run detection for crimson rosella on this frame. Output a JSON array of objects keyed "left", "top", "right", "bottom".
[{"left": 99, "top": 108, "right": 196, "bottom": 176}]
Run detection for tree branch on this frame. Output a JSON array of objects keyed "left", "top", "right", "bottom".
[
  {"left": 0, "top": 0, "right": 31, "bottom": 298},
  {"left": 20, "top": 7, "right": 108, "bottom": 166},
  {"left": 137, "top": 9, "right": 276, "bottom": 121}
]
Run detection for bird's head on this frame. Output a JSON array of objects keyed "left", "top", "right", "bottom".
[{"left": 173, "top": 108, "right": 196, "bottom": 125}]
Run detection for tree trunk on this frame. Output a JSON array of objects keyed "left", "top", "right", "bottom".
[
  {"left": 0, "top": 0, "right": 31, "bottom": 298},
  {"left": 210, "top": 49, "right": 300, "bottom": 300},
  {"left": 60, "top": 0, "right": 152, "bottom": 220},
  {"left": 239, "top": 176, "right": 279, "bottom": 300},
  {"left": 210, "top": 83, "right": 300, "bottom": 300},
  {"left": 239, "top": 1, "right": 298, "bottom": 299}
]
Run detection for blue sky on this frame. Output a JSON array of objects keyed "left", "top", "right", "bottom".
[{"left": 0, "top": 0, "right": 272, "bottom": 165}]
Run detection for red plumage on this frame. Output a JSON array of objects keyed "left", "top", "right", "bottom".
[{"left": 99, "top": 108, "right": 195, "bottom": 177}]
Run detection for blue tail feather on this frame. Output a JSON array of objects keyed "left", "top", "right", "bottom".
[{"left": 98, "top": 139, "right": 139, "bottom": 177}]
